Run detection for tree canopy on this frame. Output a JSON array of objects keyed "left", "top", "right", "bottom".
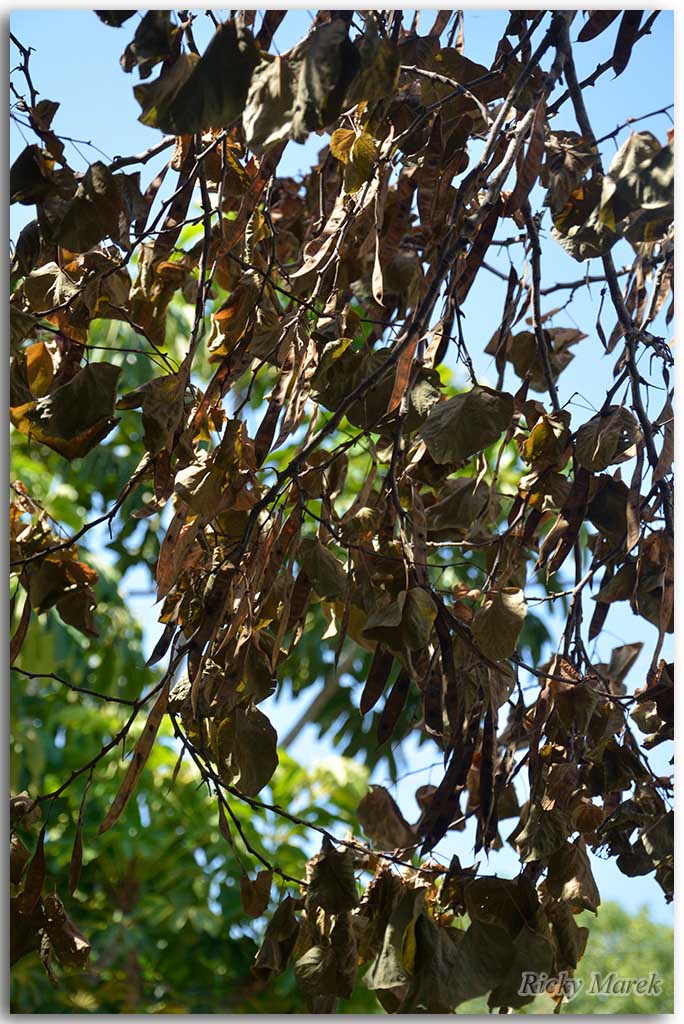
[{"left": 10, "top": 9, "right": 673, "bottom": 1014}]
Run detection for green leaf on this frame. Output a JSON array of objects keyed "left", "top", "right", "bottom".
[{"left": 418, "top": 385, "right": 514, "bottom": 465}]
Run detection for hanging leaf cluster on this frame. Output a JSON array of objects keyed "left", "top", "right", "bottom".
[{"left": 10, "top": 9, "right": 673, "bottom": 1012}]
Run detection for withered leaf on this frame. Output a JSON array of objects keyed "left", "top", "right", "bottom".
[
  {"left": 330, "top": 911, "right": 358, "bottom": 998},
  {"left": 117, "top": 372, "right": 186, "bottom": 456},
  {"left": 244, "top": 20, "right": 359, "bottom": 154},
  {"left": 42, "top": 894, "right": 91, "bottom": 969},
  {"left": 363, "top": 589, "right": 436, "bottom": 653},
  {"left": 358, "top": 786, "right": 415, "bottom": 850},
  {"left": 95, "top": 10, "right": 136, "bottom": 27},
  {"left": 161, "top": 20, "right": 259, "bottom": 135},
  {"left": 575, "top": 406, "right": 639, "bottom": 471},
  {"left": 215, "top": 704, "right": 279, "bottom": 797},
  {"left": 240, "top": 869, "right": 272, "bottom": 919},
  {"left": 305, "top": 840, "right": 359, "bottom": 916},
  {"left": 418, "top": 386, "right": 514, "bottom": 465},
  {"left": 513, "top": 804, "right": 568, "bottom": 863},
  {"left": 426, "top": 478, "right": 490, "bottom": 540},
  {"left": 298, "top": 538, "right": 347, "bottom": 601},
  {"left": 377, "top": 670, "right": 411, "bottom": 744},
  {"left": 612, "top": 10, "right": 644, "bottom": 76},
  {"left": 99, "top": 677, "right": 171, "bottom": 834},
  {"left": 121, "top": 10, "right": 180, "bottom": 78},
  {"left": 546, "top": 839, "right": 601, "bottom": 913},
  {"left": 10, "top": 145, "right": 58, "bottom": 206},
  {"left": 472, "top": 587, "right": 527, "bottom": 662},
  {"left": 360, "top": 645, "right": 394, "bottom": 715},
  {"left": 600, "top": 131, "right": 674, "bottom": 243},
  {"left": 294, "top": 944, "right": 338, "bottom": 999},
  {"left": 577, "top": 10, "right": 620, "bottom": 42},
  {"left": 134, "top": 54, "right": 199, "bottom": 131},
  {"left": 69, "top": 770, "right": 93, "bottom": 896},
  {"left": 253, "top": 896, "right": 301, "bottom": 981},
  {"left": 15, "top": 825, "right": 46, "bottom": 916},
  {"left": 11, "top": 362, "right": 121, "bottom": 460},
  {"left": 52, "top": 163, "right": 145, "bottom": 253},
  {"left": 363, "top": 885, "right": 424, "bottom": 1002}
]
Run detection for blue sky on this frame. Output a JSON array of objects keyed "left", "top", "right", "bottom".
[{"left": 10, "top": 10, "right": 674, "bottom": 923}]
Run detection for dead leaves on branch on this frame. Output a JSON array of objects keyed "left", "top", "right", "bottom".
[
  {"left": 547, "top": 129, "right": 673, "bottom": 262},
  {"left": 9, "top": 8, "right": 675, "bottom": 1007},
  {"left": 254, "top": 851, "right": 593, "bottom": 1014},
  {"left": 10, "top": 805, "right": 91, "bottom": 973},
  {"left": 11, "top": 485, "right": 100, "bottom": 645},
  {"left": 11, "top": 362, "right": 121, "bottom": 460},
  {"left": 418, "top": 385, "right": 514, "bottom": 465}
]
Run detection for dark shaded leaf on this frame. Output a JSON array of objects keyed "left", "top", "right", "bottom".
[
  {"left": 358, "top": 786, "right": 415, "bottom": 850},
  {"left": 612, "top": 10, "right": 644, "bottom": 76},
  {"left": 216, "top": 704, "right": 279, "bottom": 797},
  {"left": 163, "top": 20, "right": 259, "bottom": 135},
  {"left": 376, "top": 667, "right": 409, "bottom": 741},
  {"left": 305, "top": 840, "right": 359, "bottom": 916},
  {"left": 15, "top": 825, "right": 46, "bottom": 915},
  {"left": 577, "top": 10, "right": 620, "bottom": 43},
  {"left": 418, "top": 385, "right": 514, "bottom": 465},
  {"left": 472, "top": 587, "right": 527, "bottom": 662},
  {"left": 240, "top": 870, "right": 272, "bottom": 919},
  {"left": 11, "top": 362, "right": 121, "bottom": 460},
  {"left": 121, "top": 10, "right": 180, "bottom": 78},
  {"left": 252, "top": 896, "right": 301, "bottom": 981},
  {"left": 42, "top": 894, "right": 90, "bottom": 969},
  {"left": 95, "top": 10, "right": 136, "bottom": 27},
  {"left": 99, "top": 678, "right": 171, "bottom": 834},
  {"left": 360, "top": 645, "right": 394, "bottom": 715}
]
